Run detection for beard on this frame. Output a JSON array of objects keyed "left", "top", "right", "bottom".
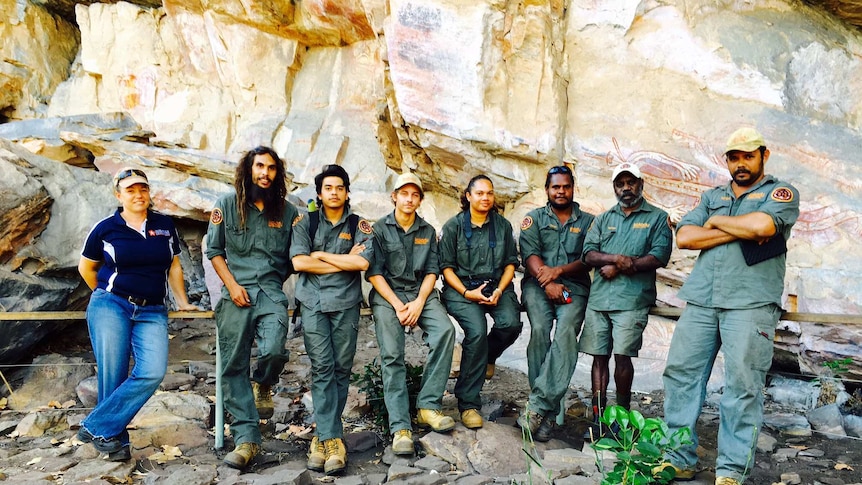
[
  {"left": 549, "top": 198, "right": 572, "bottom": 210},
  {"left": 617, "top": 191, "right": 644, "bottom": 209},
  {"left": 733, "top": 168, "right": 762, "bottom": 187}
]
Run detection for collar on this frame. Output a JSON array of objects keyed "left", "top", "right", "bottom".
[{"left": 542, "top": 201, "right": 582, "bottom": 223}]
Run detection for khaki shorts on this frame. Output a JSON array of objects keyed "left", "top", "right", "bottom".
[{"left": 579, "top": 307, "right": 650, "bottom": 357}]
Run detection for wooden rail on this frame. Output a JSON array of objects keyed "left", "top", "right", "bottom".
[{"left": 2, "top": 308, "right": 862, "bottom": 324}]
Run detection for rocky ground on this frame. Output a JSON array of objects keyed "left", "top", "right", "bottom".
[{"left": 1, "top": 315, "right": 862, "bottom": 485}]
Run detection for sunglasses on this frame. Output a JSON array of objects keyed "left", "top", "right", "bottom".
[
  {"left": 548, "top": 165, "right": 572, "bottom": 175},
  {"left": 115, "top": 168, "right": 148, "bottom": 187}
]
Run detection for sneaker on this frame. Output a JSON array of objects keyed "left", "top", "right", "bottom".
[
  {"left": 107, "top": 445, "right": 132, "bottom": 462},
  {"left": 517, "top": 410, "right": 544, "bottom": 434},
  {"left": 417, "top": 409, "right": 456, "bottom": 432},
  {"left": 485, "top": 363, "right": 495, "bottom": 379},
  {"left": 535, "top": 415, "right": 554, "bottom": 442},
  {"left": 307, "top": 436, "right": 326, "bottom": 471},
  {"left": 715, "top": 478, "right": 740, "bottom": 485},
  {"left": 223, "top": 442, "right": 260, "bottom": 469},
  {"left": 460, "top": 409, "right": 483, "bottom": 429},
  {"left": 253, "top": 382, "right": 274, "bottom": 419},
  {"left": 652, "top": 462, "right": 696, "bottom": 481},
  {"left": 392, "top": 429, "right": 414, "bottom": 456},
  {"left": 323, "top": 438, "right": 347, "bottom": 475},
  {"left": 77, "top": 427, "right": 123, "bottom": 454}
]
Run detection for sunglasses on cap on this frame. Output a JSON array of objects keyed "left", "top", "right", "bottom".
[
  {"left": 548, "top": 165, "right": 572, "bottom": 175},
  {"left": 115, "top": 168, "right": 148, "bottom": 187}
]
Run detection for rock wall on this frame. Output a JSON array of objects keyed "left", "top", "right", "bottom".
[{"left": 1, "top": 0, "right": 861, "bottom": 376}]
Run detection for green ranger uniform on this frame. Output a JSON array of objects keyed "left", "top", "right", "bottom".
[
  {"left": 289, "top": 208, "right": 373, "bottom": 441},
  {"left": 579, "top": 201, "right": 672, "bottom": 356},
  {"left": 439, "top": 210, "right": 521, "bottom": 412},
  {"left": 367, "top": 212, "right": 455, "bottom": 434},
  {"left": 205, "top": 193, "right": 299, "bottom": 446},
  {"left": 518, "top": 203, "right": 593, "bottom": 417},
  {"left": 663, "top": 175, "right": 799, "bottom": 481}
]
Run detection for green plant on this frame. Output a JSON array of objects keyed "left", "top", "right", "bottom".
[
  {"left": 350, "top": 358, "right": 424, "bottom": 433},
  {"left": 823, "top": 357, "right": 853, "bottom": 375},
  {"left": 518, "top": 404, "right": 552, "bottom": 485},
  {"left": 591, "top": 405, "right": 692, "bottom": 485}
]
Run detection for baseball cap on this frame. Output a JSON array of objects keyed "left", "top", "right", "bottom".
[
  {"left": 392, "top": 172, "right": 424, "bottom": 196},
  {"left": 725, "top": 127, "right": 765, "bottom": 154},
  {"left": 611, "top": 163, "right": 642, "bottom": 182},
  {"left": 113, "top": 167, "right": 149, "bottom": 189}
]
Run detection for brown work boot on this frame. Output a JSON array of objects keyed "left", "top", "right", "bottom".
[
  {"left": 223, "top": 442, "right": 260, "bottom": 469},
  {"left": 517, "top": 410, "right": 544, "bottom": 434},
  {"left": 652, "top": 462, "right": 696, "bottom": 481},
  {"left": 485, "top": 363, "right": 495, "bottom": 379},
  {"left": 306, "top": 436, "right": 325, "bottom": 471},
  {"left": 416, "top": 409, "right": 456, "bottom": 432},
  {"left": 715, "top": 477, "right": 740, "bottom": 485},
  {"left": 460, "top": 409, "right": 483, "bottom": 429},
  {"left": 323, "top": 438, "right": 347, "bottom": 475},
  {"left": 253, "top": 382, "right": 274, "bottom": 419}
]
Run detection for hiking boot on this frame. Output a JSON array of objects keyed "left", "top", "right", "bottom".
[
  {"left": 652, "top": 462, "right": 696, "bottom": 481},
  {"left": 535, "top": 415, "right": 554, "bottom": 442},
  {"left": 417, "top": 409, "right": 455, "bottom": 432},
  {"left": 307, "top": 436, "right": 326, "bottom": 471},
  {"left": 323, "top": 438, "right": 347, "bottom": 475},
  {"left": 253, "top": 382, "right": 274, "bottom": 419},
  {"left": 461, "top": 409, "right": 483, "bottom": 429},
  {"left": 715, "top": 478, "right": 740, "bottom": 485},
  {"left": 108, "top": 445, "right": 132, "bottom": 462},
  {"left": 485, "top": 363, "right": 495, "bottom": 379},
  {"left": 77, "top": 426, "right": 123, "bottom": 454},
  {"left": 224, "top": 442, "right": 260, "bottom": 469},
  {"left": 392, "top": 429, "right": 414, "bottom": 456},
  {"left": 517, "top": 410, "right": 544, "bottom": 434}
]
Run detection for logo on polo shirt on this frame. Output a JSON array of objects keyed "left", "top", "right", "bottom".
[
  {"left": 633, "top": 223, "right": 649, "bottom": 229},
  {"left": 148, "top": 229, "right": 171, "bottom": 237}
]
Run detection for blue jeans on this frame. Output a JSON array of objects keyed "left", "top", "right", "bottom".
[
  {"left": 663, "top": 303, "right": 780, "bottom": 482},
  {"left": 81, "top": 289, "right": 168, "bottom": 445}
]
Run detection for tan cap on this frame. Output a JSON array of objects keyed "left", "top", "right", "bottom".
[
  {"left": 611, "top": 163, "right": 642, "bottom": 182},
  {"left": 725, "top": 127, "right": 765, "bottom": 154},
  {"left": 113, "top": 167, "right": 149, "bottom": 189},
  {"left": 392, "top": 172, "right": 423, "bottom": 195}
]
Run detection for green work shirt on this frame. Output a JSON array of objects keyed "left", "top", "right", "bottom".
[
  {"left": 677, "top": 175, "right": 799, "bottom": 309},
  {"left": 289, "top": 209, "right": 374, "bottom": 313},
  {"left": 366, "top": 211, "right": 439, "bottom": 301},
  {"left": 518, "top": 202, "right": 594, "bottom": 297},
  {"left": 439, "top": 211, "right": 519, "bottom": 284},
  {"left": 204, "top": 192, "right": 299, "bottom": 304},
  {"left": 582, "top": 201, "right": 672, "bottom": 311}
]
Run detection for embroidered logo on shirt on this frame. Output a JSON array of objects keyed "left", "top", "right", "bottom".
[
  {"left": 147, "top": 229, "right": 171, "bottom": 237},
  {"left": 521, "top": 216, "right": 533, "bottom": 230},
  {"left": 747, "top": 192, "right": 766, "bottom": 200},
  {"left": 771, "top": 187, "right": 794, "bottom": 202},
  {"left": 415, "top": 237, "right": 430, "bottom": 245},
  {"left": 210, "top": 208, "right": 223, "bottom": 225},
  {"left": 569, "top": 227, "right": 581, "bottom": 233},
  {"left": 292, "top": 214, "right": 303, "bottom": 226},
  {"left": 339, "top": 232, "right": 353, "bottom": 240},
  {"left": 721, "top": 196, "right": 732, "bottom": 201},
  {"left": 358, "top": 219, "right": 373, "bottom": 235},
  {"left": 268, "top": 220, "right": 283, "bottom": 228},
  {"left": 633, "top": 223, "right": 649, "bottom": 229}
]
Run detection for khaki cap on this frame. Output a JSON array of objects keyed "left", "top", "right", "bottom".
[
  {"left": 392, "top": 172, "right": 423, "bottom": 195},
  {"left": 725, "top": 127, "right": 765, "bottom": 154}
]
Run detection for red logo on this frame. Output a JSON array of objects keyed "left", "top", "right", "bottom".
[
  {"left": 771, "top": 187, "right": 794, "bottom": 202},
  {"left": 210, "top": 208, "right": 223, "bottom": 225}
]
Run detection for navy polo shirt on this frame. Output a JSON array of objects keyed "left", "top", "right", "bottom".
[{"left": 81, "top": 209, "right": 180, "bottom": 302}]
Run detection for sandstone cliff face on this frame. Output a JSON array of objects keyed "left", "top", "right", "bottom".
[{"left": 1, "top": 0, "right": 861, "bottom": 377}]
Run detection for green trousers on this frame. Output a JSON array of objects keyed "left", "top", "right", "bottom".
[{"left": 216, "top": 289, "right": 289, "bottom": 445}]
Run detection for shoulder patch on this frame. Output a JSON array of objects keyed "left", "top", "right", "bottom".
[
  {"left": 210, "top": 208, "right": 223, "bottom": 225},
  {"left": 358, "top": 219, "right": 373, "bottom": 235},
  {"left": 771, "top": 187, "right": 794, "bottom": 202},
  {"left": 521, "top": 216, "right": 533, "bottom": 230},
  {"left": 292, "top": 214, "right": 303, "bottom": 227}
]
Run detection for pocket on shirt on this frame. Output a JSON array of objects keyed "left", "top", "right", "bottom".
[
  {"left": 226, "top": 225, "right": 251, "bottom": 256},
  {"left": 265, "top": 225, "right": 291, "bottom": 255},
  {"left": 383, "top": 241, "right": 407, "bottom": 276}
]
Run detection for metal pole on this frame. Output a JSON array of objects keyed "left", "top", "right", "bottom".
[{"left": 215, "top": 327, "right": 224, "bottom": 450}]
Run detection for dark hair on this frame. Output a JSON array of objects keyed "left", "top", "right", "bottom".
[
  {"left": 459, "top": 174, "right": 495, "bottom": 212},
  {"left": 314, "top": 164, "right": 351, "bottom": 195},
  {"left": 235, "top": 146, "right": 287, "bottom": 228},
  {"left": 758, "top": 146, "right": 767, "bottom": 158},
  {"left": 544, "top": 165, "right": 574, "bottom": 189}
]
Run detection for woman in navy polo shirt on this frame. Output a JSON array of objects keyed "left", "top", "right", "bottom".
[{"left": 77, "top": 168, "right": 197, "bottom": 461}]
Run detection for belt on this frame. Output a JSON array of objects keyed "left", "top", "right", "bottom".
[{"left": 112, "top": 291, "right": 150, "bottom": 307}]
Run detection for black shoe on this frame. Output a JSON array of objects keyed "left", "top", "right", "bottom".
[
  {"left": 108, "top": 445, "right": 132, "bottom": 462},
  {"left": 583, "top": 416, "right": 603, "bottom": 441},
  {"left": 535, "top": 416, "right": 554, "bottom": 442},
  {"left": 77, "top": 427, "right": 123, "bottom": 453}
]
